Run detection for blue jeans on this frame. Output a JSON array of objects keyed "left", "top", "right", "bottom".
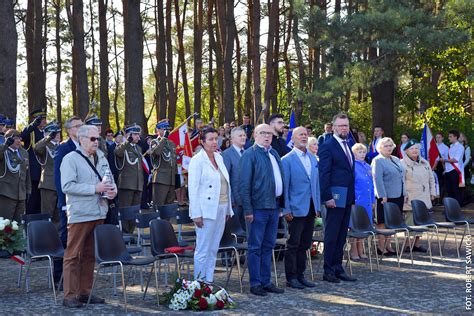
[{"left": 247, "top": 209, "right": 279, "bottom": 287}]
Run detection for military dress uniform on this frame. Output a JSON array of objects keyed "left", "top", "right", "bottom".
[
  {"left": 114, "top": 125, "right": 144, "bottom": 233},
  {"left": 21, "top": 108, "right": 46, "bottom": 214},
  {"left": 0, "top": 130, "right": 32, "bottom": 222},
  {"left": 33, "top": 122, "right": 60, "bottom": 223},
  {"left": 151, "top": 121, "right": 177, "bottom": 206}
]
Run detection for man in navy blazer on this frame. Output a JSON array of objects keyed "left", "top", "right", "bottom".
[
  {"left": 282, "top": 127, "right": 321, "bottom": 289},
  {"left": 318, "top": 113, "right": 356, "bottom": 283},
  {"left": 53, "top": 116, "right": 83, "bottom": 283},
  {"left": 222, "top": 127, "right": 247, "bottom": 227}
]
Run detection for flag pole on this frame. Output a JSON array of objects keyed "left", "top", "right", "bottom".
[{"left": 169, "top": 112, "right": 199, "bottom": 134}]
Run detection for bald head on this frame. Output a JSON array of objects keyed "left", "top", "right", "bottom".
[
  {"left": 292, "top": 126, "right": 308, "bottom": 151},
  {"left": 254, "top": 124, "right": 273, "bottom": 148}
]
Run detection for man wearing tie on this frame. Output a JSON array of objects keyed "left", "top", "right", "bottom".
[
  {"left": 282, "top": 126, "right": 320, "bottom": 289},
  {"left": 318, "top": 113, "right": 356, "bottom": 283},
  {"left": 222, "top": 127, "right": 247, "bottom": 227}
]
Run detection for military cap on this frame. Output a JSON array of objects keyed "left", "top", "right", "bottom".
[
  {"left": 31, "top": 108, "right": 47, "bottom": 118},
  {"left": 84, "top": 114, "right": 102, "bottom": 126},
  {"left": 156, "top": 119, "right": 170, "bottom": 130}
]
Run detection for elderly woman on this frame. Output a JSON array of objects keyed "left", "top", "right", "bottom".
[
  {"left": 349, "top": 143, "right": 375, "bottom": 260},
  {"left": 372, "top": 137, "right": 407, "bottom": 256},
  {"left": 188, "top": 127, "right": 234, "bottom": 282},
  {"left": 307, "top": 136, "right": 319, "bottom": 159},
  {"left": 401, "top": 139, "right": 436, "bottom": 252}
]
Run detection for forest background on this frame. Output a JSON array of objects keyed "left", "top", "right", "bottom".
[{"left": 0, "top": 0, "right": 472, "bottom": 142}]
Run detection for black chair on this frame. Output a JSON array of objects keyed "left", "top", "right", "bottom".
[
  {"left": 412, "top": 199, "right": 457, "bottom": 258},
  {"left": 384, "top": 202, "right": 431, "bottom": 266},
  {"left": 24, "top": 221, "right": 64, "bottom": 304},
  {"left": 117, "top": 205, "right": 141, "bottom": 239},
  {"left": 156, "top": 203, "right": 178, "bottom": 221},
  {"left": 217, "top": 221, "right": 245, "bottom": 293},
  {"left": 89, "top": 224, "right": 157, "bottom": 311},
  {"left": 157, "top": 204, "right": 195, "bottom": 242},
  {"left": 135, "top": 211, "right": 161, "bottom": 251},
  {"left": 18, "top": 213, "right": 52, "bottom": 287},
  {"left": 443, "top": 197, "right": 474, "bottom": 258},
  {"left": 230, "top": 213, "right": 247, "bottom": 242},
  {"left": 143, "top": 219, "right": 188, "bottom": 303}
]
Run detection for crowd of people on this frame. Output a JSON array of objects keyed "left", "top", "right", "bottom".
[{"left": 0, "top": 110, "right": 472, "bottom": 308}]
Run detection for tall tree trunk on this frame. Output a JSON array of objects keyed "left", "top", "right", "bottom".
[
  {"left": 263, "top": 0, "right": 278, "bottom": 119},
  {"left": 250, "top": 0, "right": 262, "bottom": 122},
  {"left": 122, "top": 0, "right": 145, "bottom": 128},
  {"left": 244, "top": 4, "right": 253, "bottom": 122},
  {"left": 0, "top": 0, "right": 18, "bottom": 122},
  {"left": 156, "top": 0, "right": 167, "bottom": 120},
  {"left": 72, "top": 0, "right": 90, "bottom": 118},
  {"left": 212, "top": 0, "right": 224, "bottom": 125},
  {"left": 193, "top": 0, "right": 203, "bottom": 120},
  {"left": 217, "top": 0, "right": 235, "bottom": 123},
  {"left": 165, "top": 0, "right": 177, "bottom": 126},
  {"left": 209, "top": 44, "right": 215, "bottom": 121},
  {"left": 235, "top": 22, "right": 243, "bottom": 124},
  {"left": 175, "top": 0, "right": 191, "bottom": 119},
  {"left": 99, "top": 0, "right": 110, "bottom": 130},
  {"left": 89, "top": 0, "right": 97, "bottom": 102},
  {"left": 291, "top": 0, "right": 305, "bottom": 125},
  {"left": 283, "top": 1, "right": 293, "bottom": 111},
  {"left": 53, "top": 0, "right": 62, "bottom": 125},
  {"left": 112, "top": 0, "right": 121, "bottom": 131},
  {"left": 26, "top": 0, "right": 47, "bottom": 116}
]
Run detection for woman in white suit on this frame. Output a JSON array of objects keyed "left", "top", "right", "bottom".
[{"left": 188, "top": 127, "right": 233, "bottom": 282}]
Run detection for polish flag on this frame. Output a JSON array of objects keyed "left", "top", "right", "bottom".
[
  {"left": 168, "top": 123, "right": 193, "bottom": 170},
  {"left": 420, "top": 123, "right": 440, "bottom": 169}
]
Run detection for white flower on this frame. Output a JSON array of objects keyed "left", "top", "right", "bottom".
[
  {"left": 12, "top": 223, "right": 19, "bottom": 231},
  {"left": 0, "top": 223, "right": 5, "bottom": 231},
  {"left": 0, "top": 217, "right": 4, "bottom": 221},
  {"left": 3, "top": 219, "right": 10, "bottom": 226},
  {"left": 206, "top": 294, "right": 217, "bottom": 305},
  {"left": 215, "top": 289, "right": 227, "bottom": 301}
]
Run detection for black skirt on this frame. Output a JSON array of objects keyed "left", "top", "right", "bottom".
[{"left": 376, "top": 195, "right": 404, "bottom": 225}]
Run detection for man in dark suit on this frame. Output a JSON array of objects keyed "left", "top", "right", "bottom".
[
  {"left": 268, "top": 113, "right": 290, "bottom": 158},
  {"left": 53, "top": 116, "right": 83, "bottom": 284},
  {"left": 318, "top": 113, "right": 356, "bottom": 283},
  {"left": 222, "top": 127, "right": 247, "bottom": 227},
  {"left": 21, "top": 108, "right": 47, "bottom": 214},
  {"left": 317, "top": 123, "right": 333, "bottom": 146}
]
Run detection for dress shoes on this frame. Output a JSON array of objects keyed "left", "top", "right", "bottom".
[
  {"left": 286, "top": 279, "right": 305, "bottom": 289},
  {"left": 250, "top": 285, "right": 268, "bottom": 296},
  {"left": 263, "top": 283, "right": 285, "bottom": 294},
  {"left": 298, "top": 278, "right": 316, "bottom": 288},
  {"left": 79, "top": 294, "right": 105, "bottom": 304},
  {"left": 62, "top": 298, "right": 83, "bottom": 308},
  {"left": 322, "top": 274, "right": 340, "bottom": 283},
  {"left": 336, "top": 273, "right": 357, "bottom": 282}
]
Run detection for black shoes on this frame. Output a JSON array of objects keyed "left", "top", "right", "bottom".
[
  {"left": 286, "top": 279, "right": 305, "bottom": 289},
  {"left": 298, "top": 278, "right": 316, "bottom": 288},
  {"left": 78, "top": 294, "right": 106, "bottom": 304},
  {"left": 263, "top": 283, "right": 285, "bottom": 294},
  {"left": 336, "top": 273, "right": 357, "bottom": 282},
  {"left": 322, "top": 274, "right": 341, "bottom": 283},
  {"left": 62, "top": 298, "right": 83, "bottom": 308},
  {"left": 250, "top": 285, "right": 268, "bottom": 296}
]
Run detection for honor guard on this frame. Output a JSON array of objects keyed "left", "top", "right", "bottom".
[
  {"left": 84, "top": 114, "right": 108, "bottom": 155},
  {"left": 0, "top": 130, "right": 31, "bottom": 221},
  {"left": 114, "top": 124, "right": 145, "bottom": 233},
  {"left": 107, "top": 130, "right": 124, "bottom": 183},
  {"left": 33, "top": 121, "right": 61, "bottom": 223},
  {"left": 151, "top": 120, "right": 177, "bottom": 206},
  {"left": 21, "top": 108, "right": 47, "bottom": 214}
]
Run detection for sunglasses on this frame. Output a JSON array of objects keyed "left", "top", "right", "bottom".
[{"left": 89, "top": 137, "right": 100, "bottom": 142}]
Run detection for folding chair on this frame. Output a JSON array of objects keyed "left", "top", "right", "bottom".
[
  {"left": 217, "top": 221, "right": 245, "bottom": 293},
  {"left": 443, "top": 197, "right": 474, "bottom": 258}
]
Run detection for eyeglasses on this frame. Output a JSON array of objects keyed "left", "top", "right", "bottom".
[
  {"left": 258, "top": 131, "right": 273, "bottom": 136},
  {"left": 71, "top": 124, "right": 83, "bottom": 129},
  {"left": 89, "top": 137, "right": 99, "bottom": 142},
  {"left": 334, "top": 124, "right": 349, "bottom": 128},
  {"left": 274, "top": 121, "right": 285, "bottom": 125}
]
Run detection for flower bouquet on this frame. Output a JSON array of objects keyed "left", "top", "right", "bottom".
[
  {"left": 0, "top": 218, "right": 24, "bottom": 257},
  {"left": 161, "top": 278, "right": 236, "bottom": 311}
]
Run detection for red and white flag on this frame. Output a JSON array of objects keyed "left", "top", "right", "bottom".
[
  {"left": 420, "top": 123, "right": 440, "bottom": 169},
  {"left": 168, "top": 122, "right": 193, "bottom": 171}
]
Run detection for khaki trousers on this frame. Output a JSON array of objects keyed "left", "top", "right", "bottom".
[
  {"left": 152, "top": 183, "right": 175, "bottom": 206},
  {"left": 118, "top": 189, "right": 142, "bottom": 233},
  {"left": 0, "top": 195, "right": 25, "bottom": 222},
  {"left": 63, "top": 219, "right": 104, "bottom": 300},
  {"left": 40, "top": 189, "right": 59, "bottom": 224}
]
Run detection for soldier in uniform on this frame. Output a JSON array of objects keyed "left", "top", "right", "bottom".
[
  {"left": 33, "top": 121, "right": 61, "bottom": 224},
  {"left": 21, "top": 108, "right": 47, "bottom": 214},
  {"left": 84, "top": 114, "right": 108, "bottom": 155},
  {"left": 151, "top": 120, "right": 177, "bottom": 206},
  {"left": 114, "top": 124, "right": 144, "bottom": 233},
  {"left": 107, "top": 130, "right": 124, "bottom": 183},
  {"left": 0, "top": 129, "right": 31, "bottom": 221}
]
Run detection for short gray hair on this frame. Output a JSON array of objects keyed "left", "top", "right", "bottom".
[
  {"left": 77, "top": 125, "right": 98, "bottom": 143},
  {"left": 64, "top": 116, "right": 82, "bottom": 129},
  {"left": 230, "top": 127, "right": 245, "bottom": 139},
  {"left": 376, "top": 137, "right": 396, "bottom": 152}
]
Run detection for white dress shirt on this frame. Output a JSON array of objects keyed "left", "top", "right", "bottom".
[
  {"left": 436, "top": 142, "right": 449, "bottom": 161},
  {"left": 293, "top": 147, "right": 311, "bottom": 177},
  {"left": 232, "top": 144, "right": 244, "bottom": 157},
  {"left": 333, "top": 134, "right": 353, "bottom": 166},
  {"left": 445, "top": 142, "right": 464, "bottom": 173},
  {"left": 258, "top": 144, "right": 283, "bottom": 197}
]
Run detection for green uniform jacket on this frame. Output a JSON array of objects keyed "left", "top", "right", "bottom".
[
  {"left": 0, "top": 144, "right": 32, "bottom": 200},
  {"left": 115, "top": 141, "right": 144, "bottom": 191},
  {"left": 150, "top": 138, "right": 177, "bottom": 186},
  {"left": 34, "top": 136, "right": 58, "bottom": 191}
]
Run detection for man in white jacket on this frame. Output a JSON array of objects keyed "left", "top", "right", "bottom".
[{"left": 60, "top": 125, "right": 117, "bottom": 308}]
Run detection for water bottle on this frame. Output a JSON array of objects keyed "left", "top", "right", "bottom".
[{"left": 101, "top": 167, "right": 115, "bottom": 199}]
